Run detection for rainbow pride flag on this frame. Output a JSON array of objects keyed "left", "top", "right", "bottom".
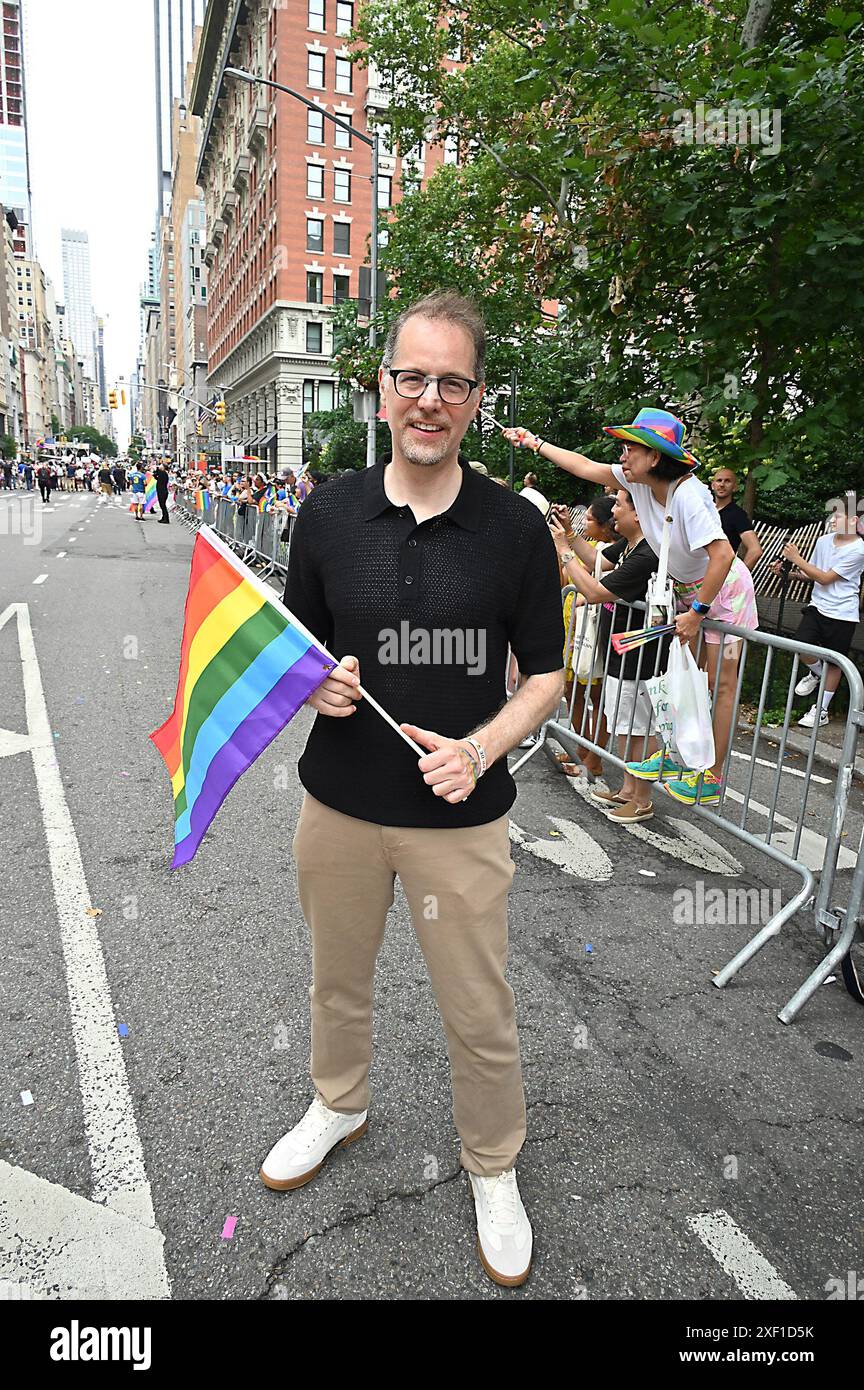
[
  {"left": 195, "top": 488, "right": 211, "bottom": 512},
  {"left": 611, "top": 622, "right": 675, "bottom": 656},
  {"left": 150, "top": 527, "right": 337, "bottom": 868},
  {"left": 257, "top": 486, "right": 275, "bottom": 514},
  {"left": 143, "top": 474, "right": 158, "bottom": 513}
]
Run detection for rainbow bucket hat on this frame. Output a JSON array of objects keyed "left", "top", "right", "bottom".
[{"left": 603, "top": 408, "right": 700, "bottom": 469}]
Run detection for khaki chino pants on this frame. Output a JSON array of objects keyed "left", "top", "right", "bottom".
[{"left": 293, "top": 793, "right": 526, "bottom": 1176}]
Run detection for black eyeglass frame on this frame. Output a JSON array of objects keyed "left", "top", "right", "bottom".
[{"left": 385, "top": 368, "right": 480, "bottom": 404}]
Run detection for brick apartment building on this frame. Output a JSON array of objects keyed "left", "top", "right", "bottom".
[{"left": 189, "top": 0, "right": 456, "bottom": 473}]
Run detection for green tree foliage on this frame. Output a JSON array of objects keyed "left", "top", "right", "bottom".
[
  {"left": 0, "top": 433, "right": 16, "bottom": 460},
  {"left": 345, "top": 0, "right": 864, "bottom": 519},
  {"left": 303, "top": 407, "right": 369, "bottom": 473},
  {"left": 68, "top": 424, "right": 117, "bottom": 458}
]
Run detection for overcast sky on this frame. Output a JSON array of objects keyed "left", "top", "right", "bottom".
[{"left": 25, "top": 0, "right": 158, "bottom": 430}]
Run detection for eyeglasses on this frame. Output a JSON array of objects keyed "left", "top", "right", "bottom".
[{"left": 386, "top": 368, "right": 479, "bottom": 406}]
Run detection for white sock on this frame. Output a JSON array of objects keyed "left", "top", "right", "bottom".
[
  {"left": 805, "top": 661, "right": 823, "bottom": 675},
  {"left": 818, "top": 689, "right": 836, "bottom": 710}
]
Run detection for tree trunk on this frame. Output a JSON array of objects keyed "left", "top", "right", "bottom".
[{"left": 741, "top": 0, "right": 773, "bottom": 50}]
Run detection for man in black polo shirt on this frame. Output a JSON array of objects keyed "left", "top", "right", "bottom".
[
  {"left": 261, "top": 291, "right": 564, "bottom": 1287},
  {"left": 711, "top": 469, "right": 762, "bottom": 571}
]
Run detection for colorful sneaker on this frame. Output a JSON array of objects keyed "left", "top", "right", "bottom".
[
  {"left": 626, "top": 750, "right": 686, "bottom": 782},
  {"left": 664, "top": 769, "right": 722, "bottom": 805}
]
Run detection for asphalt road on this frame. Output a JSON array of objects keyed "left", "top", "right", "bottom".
[{"left": 1, "top": 486, "right": 862, "bottom": 1302}]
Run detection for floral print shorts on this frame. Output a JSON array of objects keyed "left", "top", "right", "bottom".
[{"left": 675, "top": 556, "right": 759, "bottom": 646}]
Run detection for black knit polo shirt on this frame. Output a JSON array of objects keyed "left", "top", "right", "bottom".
[{"left": 283, "top": 459, "right": 564, "bottom": 828}]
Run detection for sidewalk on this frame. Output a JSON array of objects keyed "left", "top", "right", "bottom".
[{"left": 742, "top": 713, "right": 864, "bottom": 786}]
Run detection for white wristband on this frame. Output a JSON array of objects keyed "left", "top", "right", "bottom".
[{"left": 465, "top": 737, "right": 487, "bottom": 778}]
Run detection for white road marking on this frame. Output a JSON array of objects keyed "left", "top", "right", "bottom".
[
  {"left": 730, "top": 748, "right": 829, "bottom": 785},
  {"left": 722, "top": 787, "right": 855, "bottom": 871},
  {"left": 32, "top": 574, "right": 47, "bottom": 585},
  {"left": 563, "top": 768, "right": 742, "bottom": 876},
  {"left": 510, "top": 815, "right": 613, "bottom": 880},
  {"left": 69, "top": 537, "right": 77, "bottom": 542},
  {"left": 56, "top": 551, "right": 66, "bottom": 558},
  {"left": 0, "top": 603, "right": 169, "bottom": 1284},
  {"left": 0, "top": 1161, "right": 169, "bottom": 1299},
  {"left": 687, "top": 1209, "right": 798, "bottom": 1300},
  {"left": 0, "top": 728, "right": 32, "bottom": 756}
]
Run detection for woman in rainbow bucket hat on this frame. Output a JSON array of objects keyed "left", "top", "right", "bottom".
[{"left": 504, "top": 408, "right": 758, "bottom": 806}]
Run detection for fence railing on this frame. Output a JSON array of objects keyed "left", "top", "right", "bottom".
[
  {"left": 512, "top": 585, "right": 864, "bottom": 1024},
  {"left": 172, "top": 488, "right": 296, "bottom": 584}
]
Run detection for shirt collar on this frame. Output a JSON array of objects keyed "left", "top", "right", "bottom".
[{"left": 362, "top": 457, "right": 482, "bottom": 532}]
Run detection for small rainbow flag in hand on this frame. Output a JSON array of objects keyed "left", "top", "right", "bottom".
[
  {"left": 143, "top": 474, "right": 158, "bottom": 513},
  {"left": 150, "top": 527, "right": 337, "bottom": 868},
  {"left": 611, "top": 622, "right": 676, "bottom": 656},
  {"left": 195, "top": 488, "right": 210, "bottom": 512}
]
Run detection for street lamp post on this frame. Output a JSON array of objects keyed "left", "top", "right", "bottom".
[{"left": 224, "top": 67, "right": 380, "bottom": 468}]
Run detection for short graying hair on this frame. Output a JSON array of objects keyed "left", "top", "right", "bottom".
[{"left": 382, "top": 290, "right": 486, "bottom": 381}]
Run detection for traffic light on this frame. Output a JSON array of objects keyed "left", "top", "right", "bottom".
[
  {"left": 215, "top": 399, "right": 226, "bottom": 424},
  {"left": 121, "top": 390, "right": 127, "bottom": 406},
  {"left": 196, "top": 419, "right": 204, "bottom": 436},
  {"left": 108, "top": 390, "right": 118, "bottom": 410}
]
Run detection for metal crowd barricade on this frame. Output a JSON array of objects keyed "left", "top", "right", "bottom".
[
  {"left": 512, "top": 584, "right": 864, "bottom": 1024},
  {"left": 175, "top": 486, "right": 299, "bottom": 596}
]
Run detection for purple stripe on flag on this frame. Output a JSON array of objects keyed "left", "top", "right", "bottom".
[{"left": 171, "top": 645, "right": 331, "bottom": 869}]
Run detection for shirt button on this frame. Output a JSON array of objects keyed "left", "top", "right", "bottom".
[
  {"left": 405, "top": 575, "right": 414, "bottom": 585},
  {"left": 408, "top": 538, "right": 417, "bottom": 547}
]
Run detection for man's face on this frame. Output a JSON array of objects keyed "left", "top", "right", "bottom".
[
  {"left": 379, "top": 315, "right": 484, "bottom": 469},
  {"left": 712, "top": 469, "right": 736, "bottom": 501}
]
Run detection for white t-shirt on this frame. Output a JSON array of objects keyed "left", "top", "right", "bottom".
[
  {"left": 610, "top": 466, "right": 726, "bottom": 583},
  {"left": 810, "top": 535, "right": 864, "bottom": 621}
]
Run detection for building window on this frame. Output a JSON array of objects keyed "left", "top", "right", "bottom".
[
  {"left": 307, "top": 271, "right": 323, "bottom": 304},
  {"left": 334, "top": 116, "right": 351, "bottom": 150},
  {"left": 306, "top": 217, "right": 324, "bottom": 252},
  {"left": 333, "top": 273, "right": 350, "bottom": 304},
  {"left": 334, "top": 168, "right": 351, "bottom": 202},
  {"left": 318, "top": 380, "right": 335, "bottom": 411},
  {"left": 306, "top": 163, "right": 324, "bottom": 199},
  {"left": 303, "top": 380, "right": 315, "bottom": 414},
  {"left": 333, "top": 221, "right": 351, "bottom": 256},
  {"left": 377, "top": 174, "right": 392, "bottom": 208},
  {"left": 335, "top": 1, "right": 354, "bottom": 35},
  {"left": 306, "top": 321, "right": 323, "bottom": 354},
  {"left": 372, "top": 119, "right": 393, "bottom": 157},
  {"left": 335, "top": 56, "right": 352, "bottom": 94},
  {"left": 307, "top": 51, "right": 325, "bottom": 89},
  {"left": 443, "top": 133, "right": 459, "bottom": 165},
  {"left": 307, "top": 0, "right": 325, "bottom": 30},
  {"left": 307, "top": 106, "right": 324, "bottom": 143}
]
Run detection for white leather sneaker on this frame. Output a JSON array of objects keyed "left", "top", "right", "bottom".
[
  {"left": 259, "top": 1095, "right": 368, "bottom": 1191},
  {"left": 795, "top": 670, "right": 821, "bottom": 697},
  {"left": 798, "top": 704, "right": 829, "bottom": 729},
  {"left": 469, "top": 1169, "right": 533, "bottom": 1286}
]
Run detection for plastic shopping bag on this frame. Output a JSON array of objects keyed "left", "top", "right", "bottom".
[
  {"left": 667, "top": 639, "right": 715, "bottom": 772},
  {"left": 644, "top": 672, "right": 675, "bottom": 749},
  {"left": 574, "top": 600, "right": 601, "bottom": 683}
]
